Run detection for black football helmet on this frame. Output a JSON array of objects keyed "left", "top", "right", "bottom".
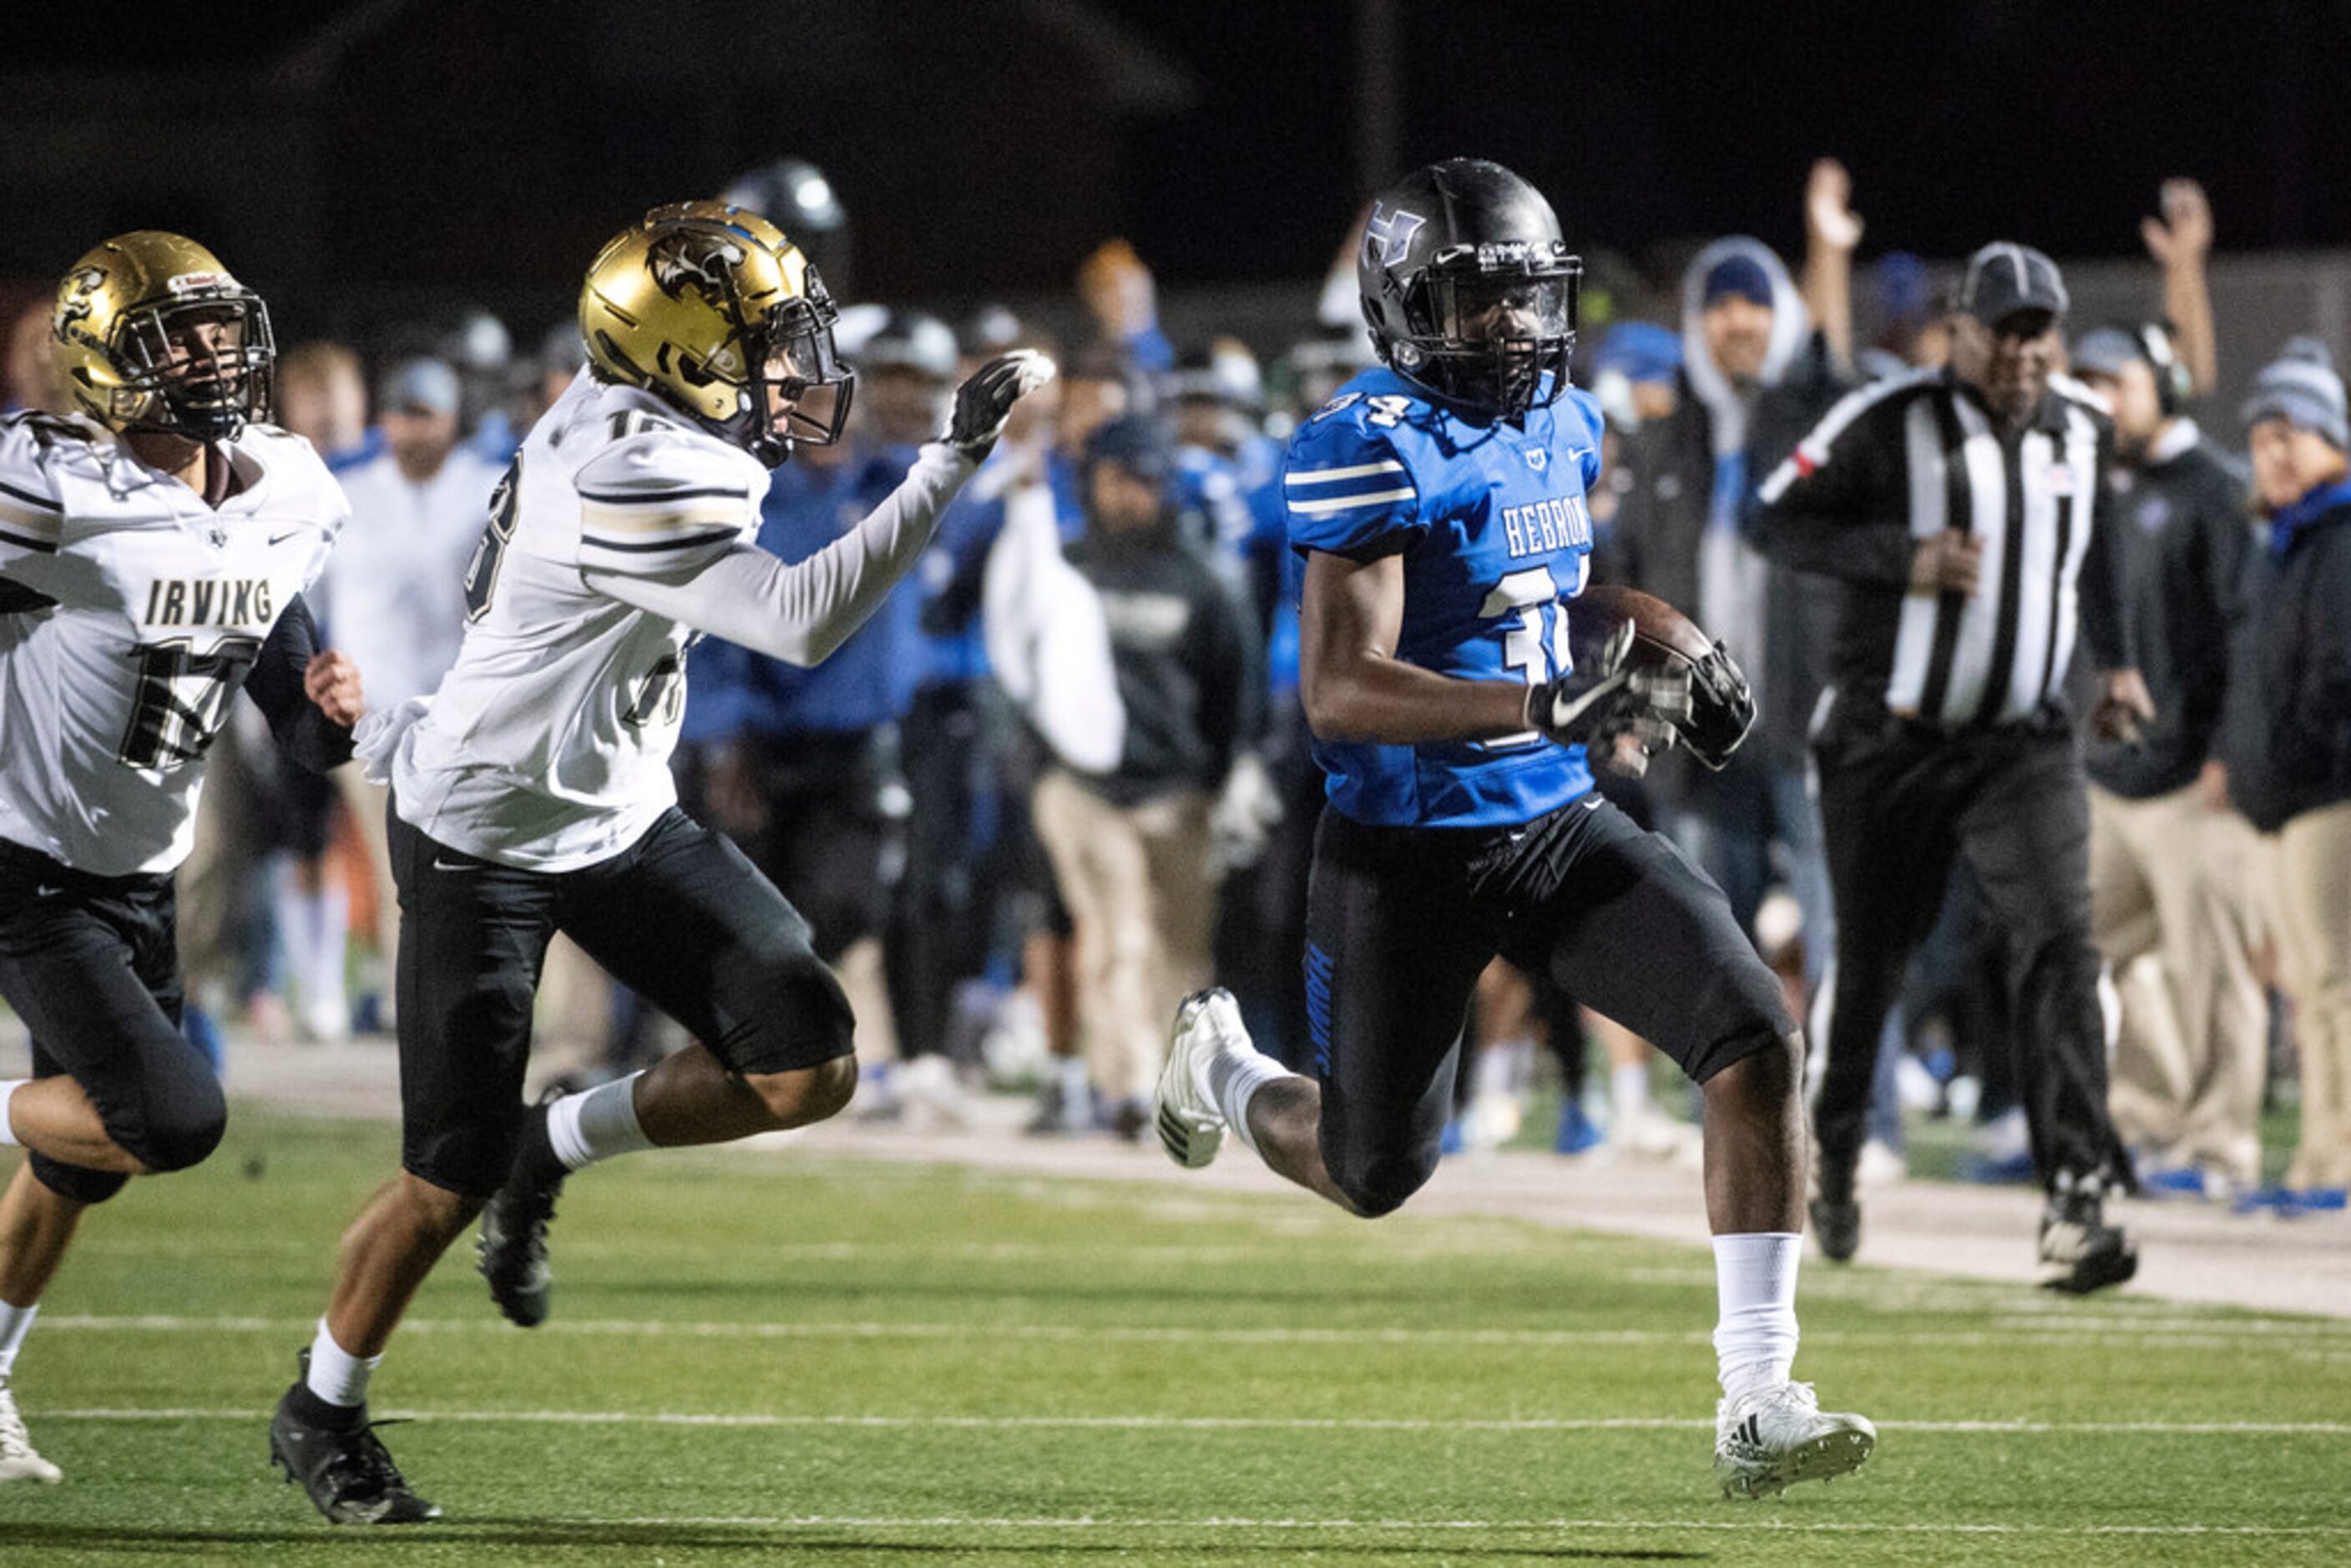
[{"left": 1358, "top": 159, "right": 1581, "bottom": 418}]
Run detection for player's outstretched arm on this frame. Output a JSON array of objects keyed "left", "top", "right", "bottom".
[
  {"left": 1297, "top": 549, "right": 1529, "bottom": 746},
  {"left": 586, "top": 353, "right": 1055, "bottom": 665}
]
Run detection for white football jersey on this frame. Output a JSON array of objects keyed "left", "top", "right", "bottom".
[
  {"left": 0, "top": 410, "right": 350, "bottom": 876},
  {"left": 385, "top": 372, "right": 770, "bottom": 870}
]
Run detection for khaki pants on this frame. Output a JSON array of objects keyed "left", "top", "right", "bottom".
[
  {"left": 2089, "top": 784, "right": 2268, "bottom": 1182},
  {"left": 1033, "top": 770, "right": 1216, "bottom": 1106},
  {"left": 2266, "top": 802, "right": 2351, "bottom": 1189}
]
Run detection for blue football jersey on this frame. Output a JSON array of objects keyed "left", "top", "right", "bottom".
[{"left": 1284, "top": 366, "right": 1604, "bottom": 827}]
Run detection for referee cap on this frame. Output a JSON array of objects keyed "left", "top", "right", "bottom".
[{"left": 1954, "top": 242, "right": 2069, "bottom": 326}]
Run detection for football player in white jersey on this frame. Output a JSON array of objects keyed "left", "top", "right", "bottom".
[
  {"left": 0, "top": 233, "right": 364, "bottom": 1485},
  {"left": 270, "top": 201, "right": 1052, "bottom": 1525}
]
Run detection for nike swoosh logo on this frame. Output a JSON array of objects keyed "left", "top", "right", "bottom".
[
  {"left": 431, "top": 857, "right": 481, "bottom": 873},
  {"left": 34, "top": 883, "right": 63, "bottom": 897},
  {"left": 1584, "top": 795, "right": 1603, "bottom": 809},
  {"left": 269, "top": 529, "right": 304, "bottom": 546}
]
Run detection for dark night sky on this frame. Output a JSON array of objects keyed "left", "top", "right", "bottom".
[
  {"left": 1103, "top": 0, "right": 2351, "bottom": 281},
  {"left": 9, "top": 1, "right": 2351, "bottom": 302}
]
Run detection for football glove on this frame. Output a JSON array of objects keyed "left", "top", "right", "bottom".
[
  {"left": 945, "top": 350, "right": 1057, "bottom": 463},
  {"left": 1675, "top": 640, "right": 1757, "bottom": 771},
  {"left": 1523, "top": 621, "right": 1691, "bottom": 776}
]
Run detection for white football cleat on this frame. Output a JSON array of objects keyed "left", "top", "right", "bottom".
[
  {"left": 1156, "top": 989, "right": 1248, "bottom": 1170},
  {"left": 1714, "top": 1380, "right": 1874, "bottom": 1500},
  {"left": 0, "top": 1378, "right": 62, "bottom": 1485}
]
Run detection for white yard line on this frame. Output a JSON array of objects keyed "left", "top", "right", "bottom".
[
  {"left": 38, "top": 1312, "right": 2349, "bottom": 1351},
  {"left": 479, "top": 1515, "right": 2351, "bottom": 1537},
  {"left": 39, "top": 1407, "right": 2351, "bottom": 1436}
]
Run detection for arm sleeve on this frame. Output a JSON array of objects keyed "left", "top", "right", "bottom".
[
  {"left": 1283, "top": 412, "right": 1424, "bottom": 560},
  {"left": 1750, "top": 385, "right": 1915, "bottom": 584},
  {"left": 2077, "top": 432, "right": 2128, "bottom": 671},
  {"left": 244, "top": 594, "right": 356, "bottom": 773},
  {"left": 584, "top": 443, "right": 976, "bottom": 666}
]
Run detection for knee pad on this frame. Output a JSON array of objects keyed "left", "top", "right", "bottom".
[
  {"left": 120, "top": 1075, "right": 228, "bottom": 1174},
  {"left": 30, "top": 1152, "right": 130, "bottom": 1206}
]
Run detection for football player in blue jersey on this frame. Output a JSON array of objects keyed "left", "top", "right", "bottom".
[{"left": 1151, "top": 159, "right": 1874, "bottom": 1500}]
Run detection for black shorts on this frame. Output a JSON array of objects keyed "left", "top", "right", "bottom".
[
  {"left": 390, "top": 803, "right": 854, "bottom": 1196},
  {"left": 1302, "top": 794, "right": 1790, "bottom": 1213},
  {"left": 0, "top": 838, "right": 224, "bottom": 1201}
]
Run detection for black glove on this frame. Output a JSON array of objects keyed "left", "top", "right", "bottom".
[
  {"left": 1523, "top": 622, "right": 1691, "bottom": 776},
  {"left": 1675, "top": 640, "right": 1757, "bottom": 771},
  {"left": 945, "top": 350, "right": 1057, "bottom": 463}
]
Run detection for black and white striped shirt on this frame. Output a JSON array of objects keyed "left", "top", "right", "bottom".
[{"left": 1753, "top": 367, "right": 2124, "bottom": 730}]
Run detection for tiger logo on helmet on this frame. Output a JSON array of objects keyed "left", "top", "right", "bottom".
[
  {"left": 578, "top": 201, "right": 853, "bottom": 468},
  {"left": 51, "top": 232, "right": 276, "bottom": 441}
]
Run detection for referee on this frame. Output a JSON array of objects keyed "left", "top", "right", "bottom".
[{"left": 1753, "top": 242, "right": 2156, "bottom": 1293}]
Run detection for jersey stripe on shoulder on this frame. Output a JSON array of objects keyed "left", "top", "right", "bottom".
[
  {"left": 580, "top": 526, "right": 741, "bottom": 556},
  {"left": 0, "top": 478, "right": 62, "bottom": 551},
  {"left": 576, "top": 483, "right": 751, "bottom": 508},
  {"left": 1282, "top": 455, "right": 1418, "bottom": 518},
  {"left": 579, "top": 493, "right": 751, "bottom": 540},
  {"left": 1287, "top": 485, "right": 1418, "bottom": 517},
  {"left": 1284, "top": 459, "right": 1407, "bottom": 486}
]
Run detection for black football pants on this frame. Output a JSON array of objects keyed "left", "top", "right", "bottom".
[{"left": 1812, "top": 704, "right": 2127, "bottom": 1191}]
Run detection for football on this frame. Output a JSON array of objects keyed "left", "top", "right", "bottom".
[
  {"left": 1570, "top": 582, "right": 1716, "bottom": 670},
  {"left": 1568, "top": 583, "right": 1757, "bottom": 770}
]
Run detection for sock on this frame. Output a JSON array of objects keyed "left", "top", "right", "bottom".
[
  {"left": 1473, "top": 1037, "right": 1534, "bottom": 1104},
  {"left": 0, "top": 1299, "right": 36, "bottom": 1379},
  {"left": 1612, "top": 1061, "right": 1651, "bottom": 1129},
  {"left": 304, "top": 1318, "right": 381, "bottom": 1409},
  {"left": 545, "top": 1073, "right": 653, "bottom": 1171},
  {"left": 0, "top": 1080, "right": 23, "bottom": 1146},
  {"left": 1201, "top": 1039, "right": 1287, "bottom": 1161},
  {"left": 1712, "top": 1232, "right": 1802, "bottom": 1403}
]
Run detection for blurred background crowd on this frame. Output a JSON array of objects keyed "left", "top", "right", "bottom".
[{"left": 4, "top": 2, "right": 2348, "bottom": 1217}]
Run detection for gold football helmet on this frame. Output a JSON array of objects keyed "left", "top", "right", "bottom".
[
  {"left": 52, "top": 231, "right": 275, "bottom": 440},
  {"left": 579, "top": 201, "right": 852, "bottom": 466}
]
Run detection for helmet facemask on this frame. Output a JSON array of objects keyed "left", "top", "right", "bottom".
[
  {"left": 109, "top": 290, "right": 276, "bottom": 441},
  {"left": 1388, "top": 243, "right": 1580, "bottom": 419},
  {"left": 739, "top": 286, "right": 854, "bottom": 468}
]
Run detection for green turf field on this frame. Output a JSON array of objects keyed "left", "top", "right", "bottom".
[{"left": 2, "top": 1112, "right": 2344, "bottom": 1565}]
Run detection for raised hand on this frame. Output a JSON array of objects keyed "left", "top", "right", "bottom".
[
  {"left": 2141, "top": 178, "right": 2212, "bottom": 268},
  {"left": 1806, "top": 159, "right": 1863, "bottom": 253},
  {"left": 946, "top": 350, "right": 1058, "bottom": 463}
]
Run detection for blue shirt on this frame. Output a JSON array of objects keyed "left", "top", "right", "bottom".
[{"left": 1284, "top": 367, "right": 1604, "bottom": 828}]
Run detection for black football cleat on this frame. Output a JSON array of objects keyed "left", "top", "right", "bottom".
[
  {"left": 478, "top": 1096, "right": 567, "bottom": 1328},
  {"left": 270, "top": 1352, "right": 439, "bottom": 1525},
  {"left": 2038, "top": 1170, "right": 2138, "bottom": 1294}
]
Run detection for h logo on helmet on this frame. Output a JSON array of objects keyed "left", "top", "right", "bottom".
[{"left": 1364, "top": 203, "right": 1427, "bottom": 270}]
